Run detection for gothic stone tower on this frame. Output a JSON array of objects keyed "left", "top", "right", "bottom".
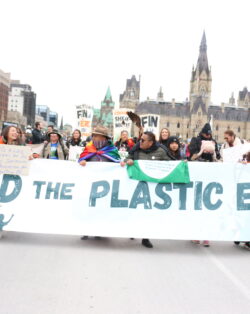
[
  {"left": 189, "top": 32, "right": 212, "bottom": 137},
  {"left": 119, "top": 75, "right": 140, "bottom": 110}
]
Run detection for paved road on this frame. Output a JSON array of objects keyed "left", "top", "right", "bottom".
[{"left": 0, "top": 232, "right": 250, "bottom": 314}]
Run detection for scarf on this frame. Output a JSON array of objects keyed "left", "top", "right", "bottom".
[{"left": 79, "top": 141, "right": 120, "bottom": 163}]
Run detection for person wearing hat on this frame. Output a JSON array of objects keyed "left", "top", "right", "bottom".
[
  {"left": 78, "top": 126, "right": 120, "bottom": 241},
  {"left": 78, "top": 126, "right": 120, "bottom": 165},
  {"left": 189, "top": 123, "right": 220, "bottom": 162},
  {"left": 42, "top": 129, "right": 68, "bottom": 160},
  {"left": 166, "top": 136, "right": 181, "bottom": 160},
  {"left": 189, "top": 123, "right": 220, "bottom": 247}
]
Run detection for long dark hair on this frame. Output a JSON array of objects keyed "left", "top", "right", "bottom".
[{"left": 1, "top": 126, "right": 22, "bottom": 145}]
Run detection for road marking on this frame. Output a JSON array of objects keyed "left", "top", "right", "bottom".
[{"left": 204, "top": 248, "right": 250, "bottom": 301}]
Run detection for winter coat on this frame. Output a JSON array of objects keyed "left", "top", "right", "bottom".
[
  {"left": 189, "top": 133, "right": 220, "bottom": 162},
  {"left": 42, "top": 141, "right": 69, "bottom": 160},
  {"left": 32, "top": 128, "right": 44, "bottom": 144},
  {"left": 127, "top": 142, "right": 170, "bottom": 161}
]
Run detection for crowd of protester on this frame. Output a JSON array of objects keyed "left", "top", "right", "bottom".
[{"left": 0, "top": 121, "right": 250, "bottom": 249}]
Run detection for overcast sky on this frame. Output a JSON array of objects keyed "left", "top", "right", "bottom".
[{"left": 1, "top": 0, "right": 250, "bottom": 127}]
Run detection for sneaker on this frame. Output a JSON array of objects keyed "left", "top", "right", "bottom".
[
  {"left": 141, "top": 238, "right": 153, "bottom": 248},
  {"left": 203, "top": 240, "right": 210, "bottom": 247},
  {"left": 191, "top": 240, "right": 200, "bottom": 244},
  {"left": 81, "top": 235, "right": 88, "bottom": 240}
]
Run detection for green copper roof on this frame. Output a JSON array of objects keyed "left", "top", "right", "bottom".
[{"left": 105, "top": 86, "right": 112, "bottom": 100}]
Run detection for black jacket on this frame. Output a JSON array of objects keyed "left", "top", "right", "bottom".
[
  {"left": 31, "top": 128, "right": 44, "bottom": 144},
  {"left": 189, "top": 133, "right": 220, "bottom": 161}
]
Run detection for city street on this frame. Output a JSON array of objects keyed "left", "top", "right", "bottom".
[{"left": 1, "top": 232, "right": 250, "bottom": 314}]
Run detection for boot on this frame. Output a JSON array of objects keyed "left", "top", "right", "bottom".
[{"left": 142, "top": 238, "right": 153, "bottom": 248}]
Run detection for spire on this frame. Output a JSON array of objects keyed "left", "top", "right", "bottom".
[
  {"left": 196, "top": 31, "right": 209, "bottom": 74},
  {"left": 104, "top": 86, "right": 112, "bottom": 101},
  {"left": 60, "top": 116, "right": 63, "bottom": 130},
  {"left": 157, "top": 86, "right": 164, "bottom": 101}
]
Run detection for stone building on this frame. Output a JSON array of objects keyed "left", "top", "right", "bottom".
[
  {"left": 120, "top": 75, "right": 140, "bottom": 109},
  {"left": 134, "top": 32, "right": 250, "bottom": 142}
]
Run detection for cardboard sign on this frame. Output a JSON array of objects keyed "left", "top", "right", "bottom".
[{"left": 0, "top": 145, "right": 31, "bottom": 176}]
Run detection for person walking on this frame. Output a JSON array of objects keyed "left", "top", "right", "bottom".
[
  {"left": 78, "top": 126, "right": 120, "bottom": 240},
  {"left": 121, "top": 131, "right": 170, "bottom": 249}
]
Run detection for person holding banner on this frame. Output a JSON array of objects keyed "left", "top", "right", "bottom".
[
  {"left": 42, "top": 129, "right": 68, "bottom": 160},
  {"left": 189, "top": 123, "right": 219, "bottom": 247},
  {"left": 220, "top": 130, "right": 245, "bottom": 161},
  {"left": 121, "top": 131, "right": 170, "bottom": 248},
  {"left": 78, "top": 126, "right": 120, "bottom": 165},
  {"left": 78, "top": 125, "right": 120, "bottom": 240}
]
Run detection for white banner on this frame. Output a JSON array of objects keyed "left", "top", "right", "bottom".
[
  {"left": 76, "top": 104, "right": 93, "bottom": 140},
  {"left": 113, "top": 109, "right": 133, "bottom": 141},
  {"left": 140, "top": 114, "right": 160, "bottom": 138},
  {"left": 1, "top": 160, "right": 250, "bottom": 241}
]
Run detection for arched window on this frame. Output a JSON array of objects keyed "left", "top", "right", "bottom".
[
  {"left": 187, "top": 123, "right": 189, "bottom": 128},
  {"left": 177, "top": 122, "right": 180, "bottom": 128},
  {"left": 227, "top": 126, "right": 230, "bottom": 130},
  {"left": 216, "top": 125, "right": 219, "bottom": 131},
  {"left": 238, "top": 127, "right": 241, "bottom": 133},
  {"left": 166, "top": 122, "right": 170, "bottom": 127}
]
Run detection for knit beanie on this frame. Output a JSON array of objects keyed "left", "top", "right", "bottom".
[{"left": 201, "top": 123, "right": 212, "bottom": 135}]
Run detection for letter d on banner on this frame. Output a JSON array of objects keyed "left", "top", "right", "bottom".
[{"left": 0, "top": 175, "right": 22, "bottom": 203}]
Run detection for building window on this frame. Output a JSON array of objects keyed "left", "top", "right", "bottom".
[
  {"left": 227, "top": 126, "right": 230, "bottom": 130},
  {"left": 238, "top": 127, "right": 241, "bottom": 133},
  {"left": 166, "top": 122, "right": 169, "bottom": 127},
  {"left": 187, "top": 123, "right": 189, "bottom": 128},
  {"left": 216, "top": 125, "right": 219, "bottom": 131},
  {"left": 186, "top": 133, "right": 188, "bottom": 139},
  {"left": 177, "top": 122, "right": 180, "bottom": 128}
]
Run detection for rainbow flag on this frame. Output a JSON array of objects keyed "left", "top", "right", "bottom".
[{"left": 79, "top": 142, "right": 120, "bottom": 163}]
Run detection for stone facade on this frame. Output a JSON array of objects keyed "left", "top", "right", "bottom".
[
  {"left": 120, "top": 75, "right": 140, "bottom": 109},
  {"left": 135, "top": 32, "right": 250, "bottom": 143}
]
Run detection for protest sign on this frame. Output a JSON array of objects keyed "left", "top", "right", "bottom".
[
  {"left": 68, "top": 146, "right": 84, "bottom": 161},
  {"left": 1, "top": 160, "right": 250, "bottom": 241},
  {"left": 113, "top": 109, "right": 133, "bottom": 141},
  {"left": 0, "top": 145, "right": 30, "bottom": 176},
  {"left": 140, "top": 114, "right": 160, "bottom": 138},
  {"left": 223, "top": 143, "right": 250, "bottom": 162},
  {"left": 76, "top": 104, "right": 93, "bottom": 140}
]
